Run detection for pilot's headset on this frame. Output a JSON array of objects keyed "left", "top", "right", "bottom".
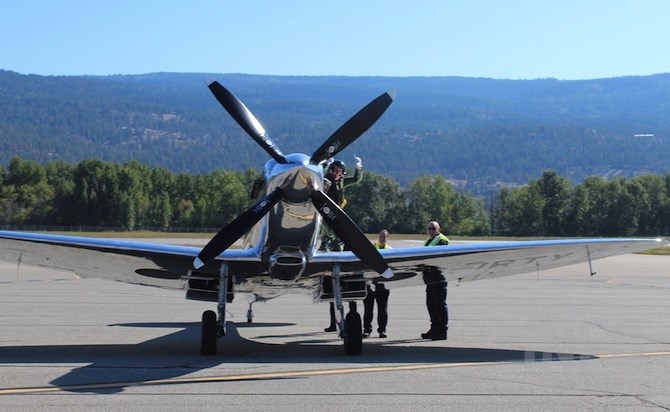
[{"left": 327, "top": 159, "right": 346, "bottom": 176}]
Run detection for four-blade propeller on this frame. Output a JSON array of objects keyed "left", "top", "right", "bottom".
[
  {"left": 195, "top": 81, "right": 394, "bottom": 278},
  {"left": 310, "top": 90, "right": 395, "bottom": 165}
]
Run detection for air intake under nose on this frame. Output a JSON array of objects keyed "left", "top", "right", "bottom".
[{"left": 268, "top": 247, "right": 307, "bottom": 280}]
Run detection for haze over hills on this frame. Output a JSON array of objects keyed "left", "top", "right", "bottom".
[{"left": 1, "top": 69, "right": 669, "bottom": 192}]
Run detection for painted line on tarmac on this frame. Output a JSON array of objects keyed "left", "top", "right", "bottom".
[{"left": 3, "top": 350, "right": 670, "bottom": 395}]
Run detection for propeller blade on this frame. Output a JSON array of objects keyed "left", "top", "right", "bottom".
[
  {"left": 208, "top": 80, "right": 288, "bottom": 164},
  {"left": 194, "top": 187, "right": 285, "bottom": 269},
  {"left": 310, "top": 190, "right": 393, "bottom": 279},
  {"left": 310, "top": 89, "right": 396, "bottom": 165}
]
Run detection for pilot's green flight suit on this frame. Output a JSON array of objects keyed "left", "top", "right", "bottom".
[{"left": 319, "top": 166, "right": 362, "bottom": 252}]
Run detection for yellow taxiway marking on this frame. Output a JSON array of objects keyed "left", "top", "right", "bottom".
[{"left": 2, "top": 350, "right": 670, "bottom": 395}]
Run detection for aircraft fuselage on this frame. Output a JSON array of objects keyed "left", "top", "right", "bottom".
[{"left": 244, "top": 153, "right": 325, "bottom": 280}]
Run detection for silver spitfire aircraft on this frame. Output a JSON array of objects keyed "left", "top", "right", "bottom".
[{"left": 0, "top": 81, "right": 665, "bottom": 356}]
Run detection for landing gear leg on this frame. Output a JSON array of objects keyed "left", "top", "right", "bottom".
[
  {"left": 216, "top": 262, "right": 229, "bottom": 337},
  {"left": 200, "top": 262, "right": 228, "bottom": 355},
  {"left": 331, "top": 264, "right": 345, "bottom": 336},
  {"left": 247, "top": 301, "right": 254, "bottom": 323}
]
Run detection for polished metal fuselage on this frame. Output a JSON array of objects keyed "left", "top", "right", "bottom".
[{"left": 244, "top": 153, "right": 325, "bottom": 280}]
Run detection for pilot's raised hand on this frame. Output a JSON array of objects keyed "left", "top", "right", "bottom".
[{"left": 354, "top": 155, "right": 363, "bottom": 170}]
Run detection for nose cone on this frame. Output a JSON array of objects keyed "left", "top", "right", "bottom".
[
  {"left": 281, "top": 165, "right": 321, "bottom": 202},
  {"left": 265, "top": 154, "right": 322, "bottom": 203}
]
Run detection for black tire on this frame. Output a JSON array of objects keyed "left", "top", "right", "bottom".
[
  {"left": 343, "top": 311, "right": 363, "bottom": 355},
  {"left": 201, "top": 310, "right": 218, "bottom": 356}
]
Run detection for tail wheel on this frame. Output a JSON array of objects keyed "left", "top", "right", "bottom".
[{"left": 201, "top": 310, "right": 218, "bottom": 355}]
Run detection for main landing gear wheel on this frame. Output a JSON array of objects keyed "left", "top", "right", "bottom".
[
  {"left": 343, "top": 310, "right": 363, "bottom": 355},
  {"left": 201, "top": 310, "right": 218, "bottom": 355}
]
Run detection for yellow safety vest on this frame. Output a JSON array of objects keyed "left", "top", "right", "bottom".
[{"left": 425, "top": 233, "right": 450, "bottom": 246}]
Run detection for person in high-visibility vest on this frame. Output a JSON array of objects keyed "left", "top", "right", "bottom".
[
  {"left": 363, "top": 230, "right": 391, "bottom": 338},
  {"left": 421, "top": 221, "right": 450, "bottom": 340}
]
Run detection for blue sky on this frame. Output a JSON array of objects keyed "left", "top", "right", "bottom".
[{"left": 2, "top": 1, "right": 669, "bottom": 80}]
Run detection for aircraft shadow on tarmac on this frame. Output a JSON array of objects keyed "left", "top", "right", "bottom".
[{"left": 0, "top": 321, "right": 597, "bottom": 394}]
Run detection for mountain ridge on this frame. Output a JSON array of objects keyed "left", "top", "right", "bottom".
[{"left": 2, "top": 70, "right": 669, "bottom": 191}]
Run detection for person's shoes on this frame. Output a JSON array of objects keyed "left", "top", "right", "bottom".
[
  {"left": 421, "top": 330, "right": 446, "bottom": 340},
  {"left": 429, "top": 331, "right": 447, "bottom": 341},
  {"left": 379, "top": 332, "right": 387, "bottom": 338},
  {"left": 363, "top": 332, "right": 370, "bottom": 338},
  {"left": 324, "top": 326, "right": 336, "bottom": 332}
]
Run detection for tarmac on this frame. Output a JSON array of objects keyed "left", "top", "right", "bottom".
[{"left": 0, "top": 241, "right": 669, "bottom": 410}]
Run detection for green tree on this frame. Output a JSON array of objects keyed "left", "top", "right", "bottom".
[
  {"left": 576, "top": 176, "right": 609, "bottom": 236},
  {"left": 564, "top": 184, "right": 589, "bottom": 236},
  {"left": 45, "top": 161, "right": 75, "bottom": 225},
  {"left": 450, "top": 192, "right": 489, "bottom": 235},
  {"left": 117, "top": 161, "right": 151, "bottom": 229},
  {"left": 630, "top": 174, "right": 668, "bottom": 235},
  {"left": 493, "top": 185, "right": 544, "bottom": 236},
  {"left": 0, "top": 158, "right": 54, "bottom": 225},
  {"left": 146, "top": 167, "right": 176, "bottom": 228},
  {"left": 531, "top": 170, "right": 572, "bottom": 236},
  {"left": 345, "top": 171, "right": 407, "bottom": 233},
  {"left": 603, "top": 178, "right": 638, "bottom": 236},
  {"left": 192, "top": 170, "right": 248, "bottom": 227},
  {"left": 172, "top": 173, "right": 196, "bottom": 227},
  {"left": 71, "top": 160, "right": 124, "bottom": 226},
  {"left": 405, "top": 175, "right": 459, "bottom": 234}
]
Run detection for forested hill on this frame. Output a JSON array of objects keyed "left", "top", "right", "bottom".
[{"left": 2, "top": 69, "right": 670, "bottom": 190}]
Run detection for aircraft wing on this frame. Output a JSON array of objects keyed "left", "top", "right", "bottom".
[
  {"left": 309, "top": 238, "right": 667, "bottom": 288},
  {"left": 0, "top": 231, "right": 259, "bottom": 289},
  {"left": 0, "top": 231, "right": 665, "bottom": 291}
]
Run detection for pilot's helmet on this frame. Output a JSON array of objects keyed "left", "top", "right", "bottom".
[{"left": 328, "top": 159, "right": 346, "bottom": 175}]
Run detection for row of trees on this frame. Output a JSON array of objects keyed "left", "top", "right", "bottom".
[
  {"left": 493, "top": 170, "right": 670, "bottom": 237},
  {"left": 0, "top": 158, "right": 254, "bottom": 230},
  {"left": 1, "top": 157, "right": 669, "bottom": 237}
]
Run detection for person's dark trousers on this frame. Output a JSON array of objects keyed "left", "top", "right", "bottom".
[
  {"left": 363, "top": 285, "right": 375, "bottom": 334},
  {"left": 426, "top": 280, "right": 448, "bottom": 336},
  {"left": 324, "top": 302, "right": 336, "bottom": 332},
  {"left": 375, "top": 284, "right": 389, "bottom": 333}
]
